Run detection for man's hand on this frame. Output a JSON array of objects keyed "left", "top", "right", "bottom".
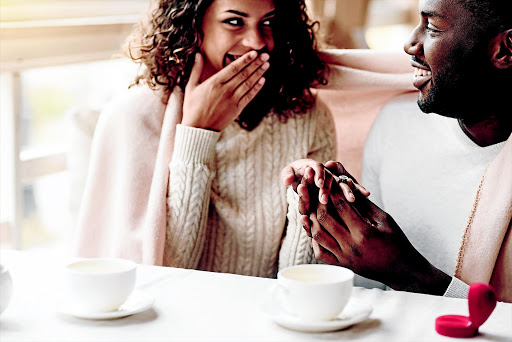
[
  {"left": 309, "top": 181, "right": 452, "bottom": 295},
  {"left": 281, "top": 159, "right": 370, "bottom": 236}
]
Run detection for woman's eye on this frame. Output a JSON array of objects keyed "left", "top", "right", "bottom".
[{"left": 223, "top": 18, "right": 243, "bottom": 27}]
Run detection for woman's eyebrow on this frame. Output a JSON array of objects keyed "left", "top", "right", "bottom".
[
  {"left": 223, "top": 9, "right": 276, "bottom": 18},
  {"left": 225, "top": 10, "right": 248, "bottom": 17}
]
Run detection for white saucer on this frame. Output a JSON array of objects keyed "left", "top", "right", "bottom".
[
  {"left": 58, "top": 290, "right": 154, "bottom": 320},
  {"left": 262, "top": 298, "right": 373, "bottom": 333}
]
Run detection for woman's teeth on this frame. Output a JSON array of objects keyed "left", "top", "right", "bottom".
[
  {"left": 414, "top": 67, "right": 432, "bottom": 77},
  {"left": 227, "top": 54, "right": 241, "bottom": 61}
]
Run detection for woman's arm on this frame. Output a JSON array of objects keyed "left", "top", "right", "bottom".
[
  {"left": 317, "top": 49, "right": 416, "bottom": 91},
  {"left": 163, "top": 125, "right": 220, "bottom": 268},
  {"left": 279, "top": 97, "right": 337, "bottom": 268},
  {"left": 320, "top": 49, "right": 412, "bottom": 73}
]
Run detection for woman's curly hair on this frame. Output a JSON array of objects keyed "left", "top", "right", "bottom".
[{"left": 126, "top": 0, "right": 327, "bottom": 130}]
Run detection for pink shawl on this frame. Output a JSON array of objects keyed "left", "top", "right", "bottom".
[
  {"left": 456, "top": 134, "right": 512, "bottom": 302},
  {"left": 74, "top": 87, "right": 180, "bottom": 265},
  {"left": 73, "top": 50, "right": 414, "bottom": 266}
]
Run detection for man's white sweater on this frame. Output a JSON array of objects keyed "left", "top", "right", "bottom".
[{"left": 362, "top": 94, "right": 505, "bottom": 295}]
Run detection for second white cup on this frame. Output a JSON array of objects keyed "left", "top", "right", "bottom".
[
  {"left": 64, "top": 258, "right": 136, "bottom": 313},
  {"left": 274, "top": 264, "right": 354, "bottom": 321}
]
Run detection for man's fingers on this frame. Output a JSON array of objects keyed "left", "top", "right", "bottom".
[
  {"left": 312, "top": 240, "right": 339, "bottom": 265},
  {"left": 310, "top": 212, "right": 342, "bottom": 265},
  {"left": 297, "top": 183, "right": 310, "bottom": 215},
  {"left": 300, "top": 215, "right": 311, "bottom": 237},
  {"left": 317, "top": 202, "right": 351, "bottom": 250},
  {"left": 325, "top": 160, "right": 345, "bottom": 176},
  {"left": 329, "top": 187, "right": 366, "bottom": 242},
  {"left": 310, "top": 212, "right": 342, "bottom": 258},
  {"left": 186, "top": 53, "right": 203, "bottom": 91}
]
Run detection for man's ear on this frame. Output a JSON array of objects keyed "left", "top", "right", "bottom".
[{"left": 489, "top": 29, "right": 512, "bottom": 69}]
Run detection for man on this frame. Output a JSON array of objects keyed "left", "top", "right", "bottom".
[{"left": 282, "top": 0, "right": 511, "bottom": 301}]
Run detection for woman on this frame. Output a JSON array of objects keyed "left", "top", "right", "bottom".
[{"left": 74, "top": 0, "right": 336, "bottom": 278}]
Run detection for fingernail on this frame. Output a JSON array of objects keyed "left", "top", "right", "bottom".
[
  {"left": 249, "top": 51, "right": 257, "bottom": 59},
  {"left": 321, "top": 194, "right": 328, "bottom": 204},
  {"left": 261, "top": 62, "right": 270, "bottom": 70},
  {"left": 318, "top": 179, "right": 324, "bottom": 187},
  {"left": 260, "top": 53, "right": 269, "bottom": 62},
  {"left": 349, "top": 192, "right": 355, "bottom": 200},
  {"left": 258, "top": 77, "right": 265, "bottom": 85}
]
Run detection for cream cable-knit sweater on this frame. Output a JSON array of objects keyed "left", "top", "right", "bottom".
[{"left": 163, "top": 100, "right": 336, "bottom": 278}]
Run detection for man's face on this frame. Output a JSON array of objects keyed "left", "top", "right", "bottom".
[{"left": 404, "top": 0, "right": 492, "bottom": 119}]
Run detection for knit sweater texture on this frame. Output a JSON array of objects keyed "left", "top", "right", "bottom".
[
  {"left": 163, "top": 99, "right": 336, "bottom": 278},
  {"left": 362, "top": 94, "right": 505, "bottom": 295}
]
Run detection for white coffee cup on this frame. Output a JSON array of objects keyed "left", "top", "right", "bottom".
[
  {"left": 64, "top": 258, "right": 136, "bottom": 313},
  {"left": 274, "top": 264, "right": 354, "bottom": 321}
]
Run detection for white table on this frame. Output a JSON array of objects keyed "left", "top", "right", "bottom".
[{"left": 0, "top": 250, "right": 511, "bottom": 341}]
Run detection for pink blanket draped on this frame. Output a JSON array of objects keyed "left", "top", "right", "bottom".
[
  {"left": 456, "top": 134, "right": 512, "bottom": 302},
  {"left": 74, "top": 87, "right": 180, "bottom": 265}
]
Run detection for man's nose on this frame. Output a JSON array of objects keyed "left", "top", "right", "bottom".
[
  {"left": 404, "top": 25, "right": 423, "bottom": 57},
  {"left": 242, "top": 28, "right": 266, "bottom": 51}
]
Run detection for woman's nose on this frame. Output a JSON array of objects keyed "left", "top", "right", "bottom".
[
  {"left": 242, "top": 28, "right": 266, "bottom": 51},
  {"left": 404, "top": 25, "right": 423, "bottom": 57}
]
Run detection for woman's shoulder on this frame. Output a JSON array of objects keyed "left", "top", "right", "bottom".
[
  {"left": 308, "top": 92, "right": 334, "bottom": 127},
  {"left": 102, "top": 85, "right": 166, "bottom": 121},
  {"left": 95, "top": 84, "right": 170, "bottom": 135}
]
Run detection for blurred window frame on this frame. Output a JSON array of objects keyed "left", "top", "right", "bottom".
[{"left": 0, "top": 0, "right": 147, "bottom": 249}]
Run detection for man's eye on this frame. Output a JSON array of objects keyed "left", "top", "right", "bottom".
[
  {"left": 426, "top": 24, "right": 441, "bottom": 33},
  {"left": 261, "top": 18, "right": 274, "bottom": 27},
  {"left": 223, "top": 18, "right": 243, "bottom": 27}
]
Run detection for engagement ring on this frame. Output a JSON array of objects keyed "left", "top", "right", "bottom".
[{"left": 337, "top": 175, "right": 350, "bottom": 184}]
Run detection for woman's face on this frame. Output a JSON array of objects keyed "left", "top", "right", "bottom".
[{"left": 200, "top": 0, "right": 275, "bottom": 81}]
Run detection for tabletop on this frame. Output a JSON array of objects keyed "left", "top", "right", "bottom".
[{"left": 0, "top": 250, "right": 511, "bottom": 342}]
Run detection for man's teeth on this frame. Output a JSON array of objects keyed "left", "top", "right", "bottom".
[{"left": 414, "top": 67, "right": 432, "bottom": 77}]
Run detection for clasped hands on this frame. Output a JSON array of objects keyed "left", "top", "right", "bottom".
[{"left": 281, "top": 159, "right": 451, "bottom": 295}]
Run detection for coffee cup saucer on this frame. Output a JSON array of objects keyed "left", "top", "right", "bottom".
[
  {"left": 57, "top": 290, "right": 154, "bottom": 320},
  {"left": 262, "top": 297, "right": 373, "bottom": 333}
]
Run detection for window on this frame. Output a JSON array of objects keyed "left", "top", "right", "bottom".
[{"left": 0, "top": 0, "right": 146, "bottom": 251}]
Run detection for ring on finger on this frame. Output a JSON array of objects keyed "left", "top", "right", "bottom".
[{"left": 337, "top": 175, "right": 350, "bottom": 184}]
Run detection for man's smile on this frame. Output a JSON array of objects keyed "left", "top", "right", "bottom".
[{"left": 411, "top": 59, "right": 432, "bottom": 90}]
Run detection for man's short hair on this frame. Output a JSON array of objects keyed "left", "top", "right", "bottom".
[{"left": 458, "top": 0, "right": 512, "bottom": 35}]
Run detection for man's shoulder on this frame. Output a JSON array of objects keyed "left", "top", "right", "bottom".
[{"left": 375, "top": 92, "right": 425, "bottom": 128}]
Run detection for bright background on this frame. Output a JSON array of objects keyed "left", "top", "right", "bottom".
[{"left": 0, "top": 0, "right": 419, "bottom": 254}]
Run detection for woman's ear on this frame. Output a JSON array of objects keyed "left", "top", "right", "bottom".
[{"left": 489, "top": 29, "right": 512, "bottom": 69}]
